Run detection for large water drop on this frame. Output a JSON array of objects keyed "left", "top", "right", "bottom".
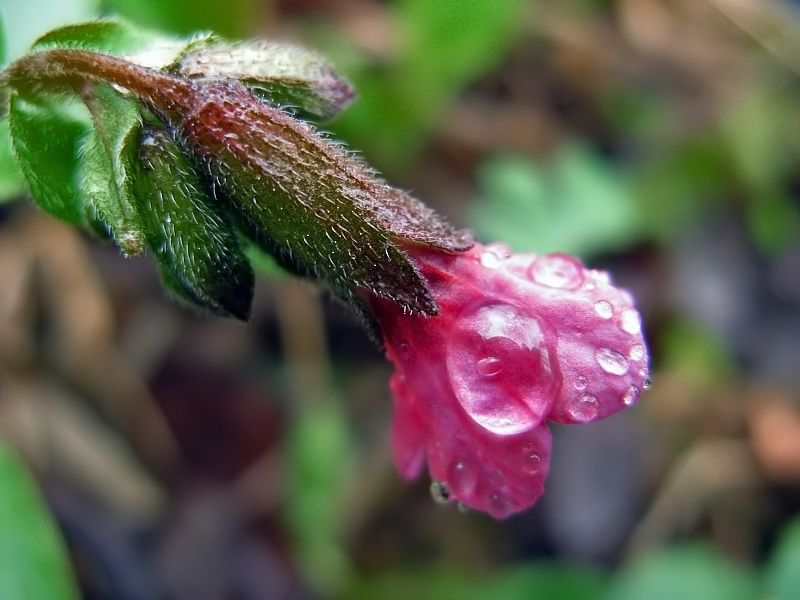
[
  {"left": 595, "top": 348, "right": 630, "bottom": 375},
  {"left": 430, "top": 481, "right": 452, "bottom": 504},
  {"left": 594, "top": 300, "right": 613, "bottom": 319},
  {"left": 527, "top": 254, "right": 584, "bottom": 290},
  {"left": 620, "top": 308, "right": 642, "bottom": 335}
]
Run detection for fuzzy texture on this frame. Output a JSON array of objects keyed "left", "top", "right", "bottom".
[{"left": 368, "top": 242, "right": 650, "bottom": 518}]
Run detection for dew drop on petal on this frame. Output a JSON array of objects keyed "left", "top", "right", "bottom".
[
  {"left": 527, "top": 254, "right": 584, "bottom": 290},
  {"left": 570, "top": 394, "right": 599, "bottom": 422},
  {"left": 594, "top": 300, "right": 613, "bottom": 319},
  {"left": 623, "top": 384, "right": 641, "bottom": 406},
  {"left": 523, "top": 452, "right": 542, "bottom": 474},
  {"left": 450, "top": 461, "right": 478, "bottom": 495},
  {"left": 480, "top": 243, "right": 510, "bottom": 268},
  {"left": 488, "top": 492, "right": 512, "bottom": 518},
  {"left": 620, "top": 308, "right": 642, "bottom": 335},
  {"left": 430, "top": 481, "right": 452, "bottom": 504},
  {"left": 629, "top": 344, "right": 645, "bottom": 361},
  {"left": 642, "top": 370, "right": 652, "bottom": 390},
  {"left": 477, "top": 356, "right": 502, "bottom": 377},
  {"left": 595, "top": 348, "right": 630, "bottom": 375},
  {"left": 573, "top": 375, "right": 588, "bottom": 390}
]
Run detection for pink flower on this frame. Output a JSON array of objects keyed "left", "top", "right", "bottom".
[{"left": 367, "top": 242, "right": 650, "bottom": 518}]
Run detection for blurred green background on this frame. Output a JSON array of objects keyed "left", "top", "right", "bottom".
[{"left": 1, "top": 0, "right": 800, "bottom": 598}]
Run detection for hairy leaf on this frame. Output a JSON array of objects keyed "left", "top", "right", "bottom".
[
  {"left": 0, "top": 119, "right": 26, "bottom": 202},
  {"left": 131, "top": 126, "right": 254, "bottom": 319},
  {"left": 79, "top": 83, "right": 144, "bottom": 255},
  {"left": 176, "top": 41, "right": 356, "bottom": 120},
  {"left": 31, "top": 18, "right": 154, "bottom": 55},
  {"left": 180, "top": 82, "right": 471, "bottom": 315},
  {"left": 8, "top": 93, "right": 87, "bottom": 224}
]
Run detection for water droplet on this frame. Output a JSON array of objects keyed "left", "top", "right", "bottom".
[
  {"left": 527, "top": 254, "right": 584, "bottom": 290},
  {"left": 629, "top": 344, "right": 645, "bottom": 361},
  {"left": 488, "top": 492, "right": 512, "bottom": 518},
  {"left": 477, "top": 356, "right": 502, "bottom": 377},
  {"left": 450, "top": 462, "right": 477, "bottom": 495},
  {"left": 569, "top": 394, "right": 599, "bottom": 421},
  {"left": 573, "top": 375, "right": 588, "bottom": 390},
  {"left": 620, "top": 308, "right": 642, "bottom": 335},
  {"left": 165, "top": 215, "right": 172, "bottom": 223},
  {"left": 623, "top": 384, "right": 640, "bottom": 406},
  {"left": 594, "top": 300, "right": 613, "bottom": 319},
  {"left": 595, "top": 348, "right": 630, "bottom": 375},
  {"left": 642, "top": 371, "right": 652, "bottom": 389},
  {"left": 430, "top": 481, "right": 452, "bottom": 504},
  {"left": 397, "top": 340, "right": 411, "bottom": 358},
  {"left": 523, "top": 452, "right": 542, "bottom": 474},
  {"left": 480, "top": 243, "right": 510, "bottom": 268}
]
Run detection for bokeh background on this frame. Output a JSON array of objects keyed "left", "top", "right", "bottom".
[{"left": 1, "top": 0, "right": 800, "bottom": 598}]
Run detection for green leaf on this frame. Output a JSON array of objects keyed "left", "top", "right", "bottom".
[
  {"left": 79, "top": 83, "right": 144, "bottom": 255},
  {"left": 103, "top": 0, "right": 259, "bottom": 39},
  {"left": 0, "top": 441, "right": 80, "bottom": 600},
  {"left": 8, "top": 93, "right": 88, "bottom": 224},
  {"left": 0, "top": 118, "right": 26, "bottom": 201},
  {"left": 396, "top": 0, "right": 528, "bottom": 96},
  {"left": 285, "top": 393, "right": 354, "bottom": 593},
  {"left": 321, "top": 0, "right": 529, "bottom": 169},
  {"left": 471, "top": 144, "right": 643, "bottom": 256},
  {"left": 764, "top": 517, "right": 800, "bottom": 600},
  {"left": 350, "top": 563, "right": 605, "bottom": 600},
  {"left": 31, "top": 18, "right": 155, "bottom": 55},
  {"left": 605, "top": 544, "right": 758, "bottom": 600},
  {"left": 131, "top": 127, "right": 255, "bottom": 319}
]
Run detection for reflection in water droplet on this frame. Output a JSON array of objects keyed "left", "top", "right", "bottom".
[
  {"left": 620, "top": 308, "right": 642, "bottom": 335},
  {"left": 595, "top": 348, "right": 630, "bottom": 375},
  {"left": 527, "top": 254, "right": 584, "bottom": 290},
  {"left": 430, "top": 481, "right": 452, "bottom": 504},
  {"left": 573, "top": 375, "right": 588, "bottom": 390},
  {"left": 570, "top": 394, "right": 599, "bottom": 422},
  {"left": 629, "top": 344, "right": 645, "bottom": 360},
  {"left": 623, "top": 384, "right": 641, "bottom": 406},
  {"left": 643, "top": 371, "right": 652, "bottom": 389},
  {"left": 594, "top": 300, "right": 613, "bottom": 319},
  {"left": 523, "top": 453, "right": 542, "bottom": 474},
  {"left": 477, "top": 356, "right": 502, "bottom": 377},
  {"left": 480, "top": 243, "right": 510, "bottom": 268},
  {"left": 450, "top": 462, "right": 477, "bottom": 495},
  {"left": 488, "top": 492, "right": 512, "bottom": 518}
]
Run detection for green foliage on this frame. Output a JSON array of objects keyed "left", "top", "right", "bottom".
[
  {"left": 0, "top": 442, "right": 79, "bottom": 600},
  {"left": 285, "top": 393, "right": 355, "bottom": 593},
  {"left": 763, "top": 517, "right": 800, "bottom": 600},
  {"left": 31, "top": 18, "right": 155, "bottom": 54},
  {"left": 471, "top": 145, "right": 643, "bottom": 257},
  {"left": 0, "top": 119, "right": 25, "bottom": 201},
  {"left": 102, "top": 0, "right": 258, "bottom": 39},
  {"left": 604, "top": 544, "right": 759, "bottom": 600},
  {"left": 350, "top": 563, "right": 606, "bottom": 600},
  {"left": 79, "top": 84, "right": 144, "bottom": 255},
  {"left": 8, "top": 95, "right": 88, "bottom": 224},
  {"left": 320, "top": 0, "right": 530, "bottom": 170}
]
